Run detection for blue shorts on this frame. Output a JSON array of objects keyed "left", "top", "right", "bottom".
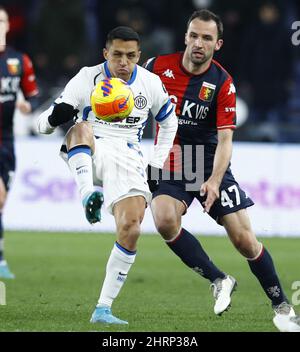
[
  {"left": 0, "top": 145, "right": 16, "bottom": 191},
  {"left": 152, "top": 168, "right": 254, "bottom": 225}
]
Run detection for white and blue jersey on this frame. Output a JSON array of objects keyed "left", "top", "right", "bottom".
[
  {"left": 38, "top": 62, "right": 178, "bottom": 168},
  {"left": 58, "top": 62, "right": 173, "bottom": 141}
]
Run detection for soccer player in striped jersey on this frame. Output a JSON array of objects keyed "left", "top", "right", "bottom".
[
  {"left": 145, "top": 9, "right": 300, "bottom": 332},
  {"left": 0, "top": 6, "right": 39, "bottom": 279},
  {"left": 37, "top": 26, "right": 178, "bottom": 325}
]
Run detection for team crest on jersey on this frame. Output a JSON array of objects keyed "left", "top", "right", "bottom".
[
  {"left": 199, "top": 81, "right": 216, "bottom": 102},
  {"left": 134, "top": 94, "right": 147, "bottom": 109},
  {"left": 7, "top": 58, "right": 21, "bottom": 75}
]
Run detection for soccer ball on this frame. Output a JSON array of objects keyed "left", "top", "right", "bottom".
[{"left": 90, "top": 77, "right": 134, "bottom": 122}]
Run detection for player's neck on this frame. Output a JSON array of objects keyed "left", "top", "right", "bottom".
[{"left": 182, "top": 53, "right": 211, "bottom": 75}]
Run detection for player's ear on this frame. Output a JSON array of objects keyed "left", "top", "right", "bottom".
[
  {"left": 215, "top": 39, "right": 223, "bottom": 51},
  {"left": 103, "top": 48, "right": 108, "bottom": 60},
  {"left": 136, "top": 50, "right": 141, "bottom": 63},
  {"left": 184, "top": 32, "right": 188, "bottom": 46}
]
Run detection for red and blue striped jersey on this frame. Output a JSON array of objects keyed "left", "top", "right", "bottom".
[
  {"left": 145, "top": 52, "right": 236, "bottom": 147},
  {"left": 0, "top": 46, "right": 38, "bottom": 145}
]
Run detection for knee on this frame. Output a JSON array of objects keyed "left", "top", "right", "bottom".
[
  {"left": 71, "top": 121, "right": 93, "bottom": 138},
  {"left": 66, "top": 122, "right": 94, "bottom": 149},
  {"left": 154, "top": 212, "right": 179, "bottom": 240},
  {"left": 151, "top": 196, "right": 183, "bottom": 240},
  {"left": 0, "top": 198, "right": 4, "bottom": 210},
  {"left": 231, "top": 231, "right": 261, "bottom": 258},
  {"left": 0, "top": 192, "right": 6, "bottom": 210}
]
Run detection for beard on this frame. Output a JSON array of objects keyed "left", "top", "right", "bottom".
[
  {"left": 190, "top": 51, "right": 210, "bottom": 66},
  {"left": 190, "top": 51, "right": 212, "bottom": 66}
]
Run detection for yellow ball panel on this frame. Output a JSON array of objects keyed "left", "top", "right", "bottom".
[{"left": 91, "top": 78, "right": 134, "bottom": 122}]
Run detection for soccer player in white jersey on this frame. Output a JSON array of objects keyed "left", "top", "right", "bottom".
[{"left": 37, "top": 26, "right": 178, "bottom": 325}]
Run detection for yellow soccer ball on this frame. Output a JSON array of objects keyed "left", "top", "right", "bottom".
[{"left": 91, "top": 77, "right": 134, "bottom": 122}]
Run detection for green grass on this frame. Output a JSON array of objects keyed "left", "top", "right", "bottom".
[{"left": 0, "top": 231, "right": 299, "bottom": 332}]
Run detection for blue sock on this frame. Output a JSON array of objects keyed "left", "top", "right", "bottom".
[
  {"left": 247, "top": 246, "right": 287, "bottom": 306},
  {"left": 166, "top": 228, "right": 225, "bottom": 282},
  {"left": 0, "top": 212, "right": 3, "bottom": 261}
]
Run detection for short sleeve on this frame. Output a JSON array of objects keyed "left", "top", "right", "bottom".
[
  {"left": 20, "top": 54, "right": 39, "bottom": 98},
  {"left": 216, "top": 77, "right": 236, "bottom": 130},
  {"left": 150, "top": 75, "right": 174, "bottom": 123}
]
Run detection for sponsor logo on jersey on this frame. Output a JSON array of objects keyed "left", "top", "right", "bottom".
[
  {"left": 181, "top": 99, "right": 209, "bottom": 120},
  {"left": 0, "top": 94, "right": 14, "bottom": 103},
  {"left": 225, "top": 107, "right": 236, "bottom": 112},
  {"left": 228, "top": 83, "right": 236, "bottom": 95},
  {"left": 199, "top": 81, "right": 216, "bottom": 102},
  {"left": 125, "top": 116, "right": 141, "bottom": 124},
  {"left": 162, "top": 69, "right": 175, "bottom": 79},
  {"left": 6, "top": 58, "right": 21, "bottom": 75},
  {"left": 0, "top": 76, "right": 20, "bottom": 94},
  {"left": 134, "top": 94, "right": 147, "bottom": 109}
]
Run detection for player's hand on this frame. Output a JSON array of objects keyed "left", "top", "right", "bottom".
[
  {"left": 200, "top": 178, "right": 220, "bottom": 213},
  {"left": 146, "top": 165, "right": 161, "bottom": 193},
  {"left": 16, "top": 101, "right": 32, "bottom": 114}
]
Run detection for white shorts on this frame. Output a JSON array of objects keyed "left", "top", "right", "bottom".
[{"left": 61, "top": 136, "right": 151, "bottom": 214}]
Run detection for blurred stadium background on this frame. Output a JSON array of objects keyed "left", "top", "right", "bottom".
[
  {"left": 3, "top": 0, "right": 300, "bottom": 236},
  {"left": 1, "top": 0, "right": 300, "bottom": 332},
  {"left": 5, "top": 0, "right": 300, "bottom": 142}
]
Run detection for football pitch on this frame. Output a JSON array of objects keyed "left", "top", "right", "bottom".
[{"left": 0, "top": 231, "right": 299, "bottom": 332}]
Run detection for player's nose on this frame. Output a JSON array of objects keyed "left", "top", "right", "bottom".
[
  {"left": 194, "top": 37, "right": 203, "bottom": 48},
  {"left": 120, "top": 55, "right": 128, "bottom": 66}
]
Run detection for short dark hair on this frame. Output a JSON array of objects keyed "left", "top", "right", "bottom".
[
  {"left": 0, "top": 6, "right": 8, "bottom": 16},
  {"left": 106, "top": 26, "right": 140, "bottom": 48},
  {"left": 187, "top": 10, "right": 223, "bottom": 39}
]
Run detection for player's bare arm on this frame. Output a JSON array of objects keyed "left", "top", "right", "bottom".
[
  {"left": 16, "top": 101, "right": 32, "bottom": 114},
  {"left": 200, "top": 129, "right": 233, "bottom": 212}
]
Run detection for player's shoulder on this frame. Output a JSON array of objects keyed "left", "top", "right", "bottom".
[
  {"left": 4, "top": 46, "right": 23, "bottom": 60},
  {"left": 144, "top": 52, "right": 182, "bottom": 72},
  {"left": 137, "top": 63, "right": 158, "bottom": 78},
  {"left": 2, "top": 47, "right": 35, "bottom": 72},
  {"left": 78, "top": 64, "right": 102, "bottom": 75},
  {"left": 75, "top": 64, "right": 103, "bottom": 83},
  {"left": 211, "top": 59, "right": 234, "bottom": 82},
  {"left": 136, "top": 64, "right": 162, "bottom": 85}
]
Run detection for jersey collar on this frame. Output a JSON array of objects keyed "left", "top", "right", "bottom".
[
  {"left": 179, "top": 52, "right": 212, "bottom": 77},
  {"left": 104, "top": 61, "right": 137, "bottom": 85}
]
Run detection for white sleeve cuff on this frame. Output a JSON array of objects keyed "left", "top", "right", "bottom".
[{"left": 37, "top": 106, "right": 56, "bottom": 134}]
